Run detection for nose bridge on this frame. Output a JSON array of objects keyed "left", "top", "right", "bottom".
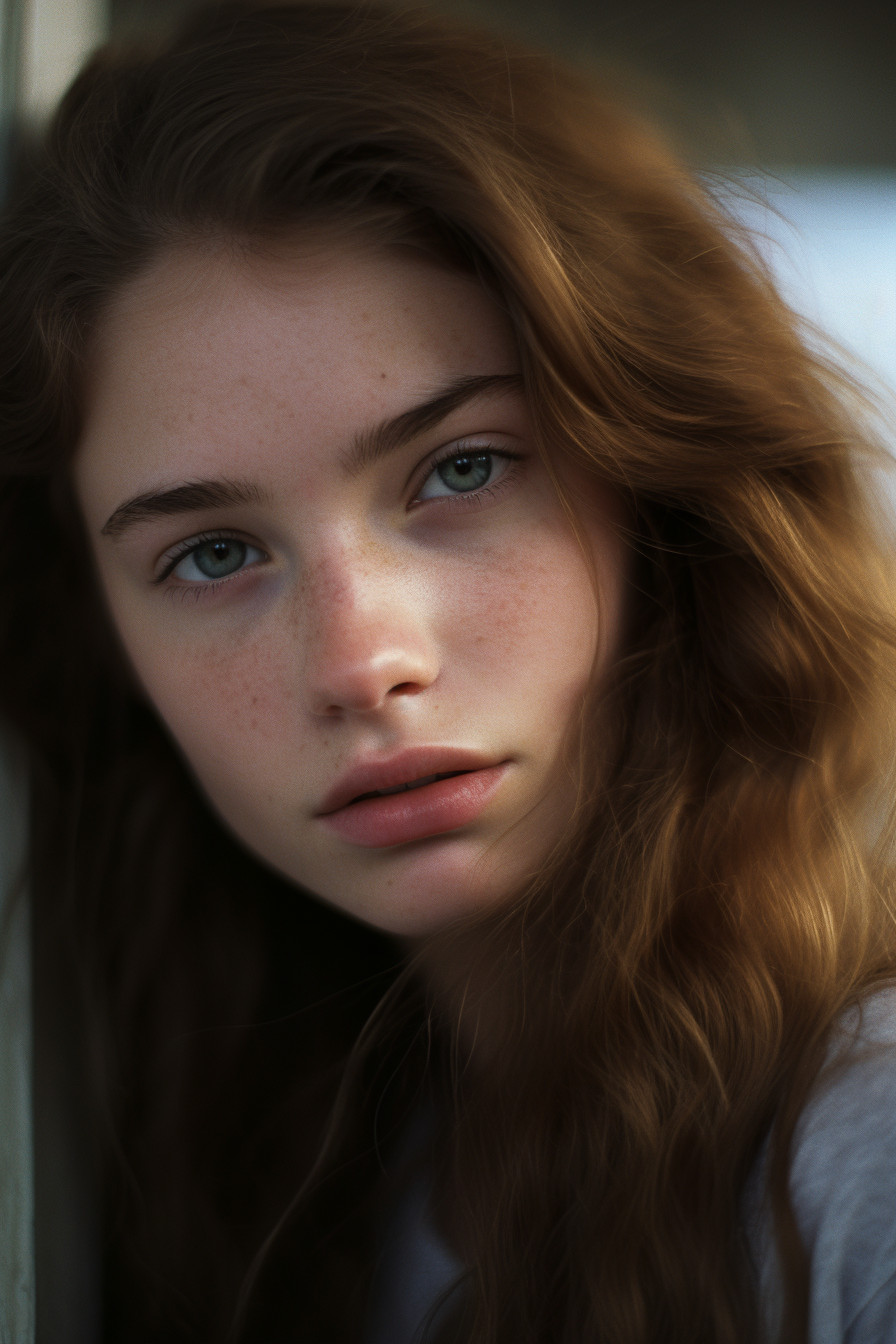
[{"left": 300, "top": 532, "right": 438, "bottom": 716}]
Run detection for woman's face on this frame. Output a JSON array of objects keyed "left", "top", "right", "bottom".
[{"left": 75, "top": 238, "right": 626, "bottom": 935}]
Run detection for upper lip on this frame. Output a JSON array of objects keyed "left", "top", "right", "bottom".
[{"left": 316, "top": 747, "right": 502, "bottom": 816}]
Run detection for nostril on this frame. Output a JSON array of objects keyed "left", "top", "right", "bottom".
[{"left": 388, "top": 681, "right": 423, "bottom": 695}]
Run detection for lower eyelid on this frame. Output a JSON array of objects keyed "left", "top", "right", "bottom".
[
  {"left": 162, "top": 578, "right": 231, "bottom": 604},
  {"left": 160, "top": 563, "right": 265, "bottom": 602},
  {"left": 443, "top": 461, "right": 522, "bottom": 507}
]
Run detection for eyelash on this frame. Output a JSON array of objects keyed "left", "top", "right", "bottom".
[
  {"left": 154, "top": 530, "right": 264, "bottom": 588},
  {"left": 154, "top": 444, "right": 524, "bottom": 596},
  {"left": 411, "top": 442, "right": 523, "bottom": 508}
]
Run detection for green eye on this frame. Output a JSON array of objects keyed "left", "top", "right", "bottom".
[
  {"left": 436, "top": 453, "right": 492, "bottom": 491},
  {"left": 166, "top": 535, "right": 264, "bottom": 584},
  {"left": 418, "top": 451, "right": 497, "bottom": 499},
  {"left": 191, "top": 539, "right": 247, "bottom": 578}
]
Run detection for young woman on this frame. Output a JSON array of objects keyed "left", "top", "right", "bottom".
[{"left": 2, "top": 3, "right": 896, "bottom": 1341}]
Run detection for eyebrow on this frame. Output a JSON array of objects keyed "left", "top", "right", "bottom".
[
  {"left": 343, "top": 372, "right": 523, "bottom": 476},
  {"left": 101, "top": 478, "right": 265, "bottom": 538},
  {"left": 100, "top": 371, "right": 523, "bottom": 539}
]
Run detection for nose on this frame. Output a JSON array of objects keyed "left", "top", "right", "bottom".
[{"left": 301, "top": 551, "right": 440, "bottom": 717}]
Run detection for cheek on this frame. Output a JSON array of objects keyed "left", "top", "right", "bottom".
[
  {"left": 113, "top": 607, "right": 297, "bottom": 790},
  {"left": 456, "top": 529, "right": 601, "bottom": 691}
]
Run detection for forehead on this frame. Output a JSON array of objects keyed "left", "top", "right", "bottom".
[
  {"left": 76, "top": 238, "right": 520, "bottom": 514},
  {"left": 87, "top": 236, "right": 513, "bottom": 396}
]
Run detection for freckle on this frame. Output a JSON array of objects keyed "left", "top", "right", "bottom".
[{"left": 380, "top": 371, "right": 386, "bottom": 380}]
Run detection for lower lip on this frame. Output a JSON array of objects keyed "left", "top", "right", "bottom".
[{"left": 319, "top": 764, "right": 509, "bottom": 848}]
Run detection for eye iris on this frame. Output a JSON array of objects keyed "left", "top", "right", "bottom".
[
  {"left": 437, "top": 453, "right": 492, "bottom": 492},
  {"left": 193, "top": 539, "right": 246, "bottom": 579}
]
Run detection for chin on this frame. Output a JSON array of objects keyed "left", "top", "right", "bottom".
[{"left": 326, "top": 851, "right": 528, "bottom": 938}]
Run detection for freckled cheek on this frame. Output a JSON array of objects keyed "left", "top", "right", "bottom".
[
  {"left": 120, "top": 621, "right": 296, "bottom": 767},
  {"left": 442, "top": 537, "right": 599, "bottom": 681}
]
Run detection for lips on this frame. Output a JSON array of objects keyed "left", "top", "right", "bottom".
[
  {"left": 317, "top": 748, "right": 509, "bottom": 848},
  {"left": 351, "top": 770, "right": 467, "bottom": 802}
]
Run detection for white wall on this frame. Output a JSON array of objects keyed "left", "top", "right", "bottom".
[
  {"left": 18, "top": 0, "right": 105, "bottom": 119},
  {"left": 724, "top": 171, "right": 896, "bottom": 406}
]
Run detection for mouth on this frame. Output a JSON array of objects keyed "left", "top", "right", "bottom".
[
  {"left": 317, "top": 751, "right": 509, "bottom": 849},
  {"left": 350, "top": 770, "right": 468, "bottom": 803},
  {"left": 318, "top": 747, "right": 501, "bottom": 816}
]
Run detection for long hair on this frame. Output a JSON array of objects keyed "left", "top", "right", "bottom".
[{"left": 2, "top": 3, "right": 896, "bottom": 1340}]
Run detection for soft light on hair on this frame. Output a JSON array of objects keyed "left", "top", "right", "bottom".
[{"left": 2, "top": 4, "right": 896, "bottom": 1341}]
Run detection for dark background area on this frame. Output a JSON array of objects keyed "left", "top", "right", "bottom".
[{"left": 108, "top": 0, "right": 896, "bottom": 168}]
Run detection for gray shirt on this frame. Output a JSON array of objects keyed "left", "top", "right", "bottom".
[
  {"left": 366, "top": 986, "right": 896, "bottom": 1344},
  {"left": 743, "top": 986, "right": 896, "bottom": 1342}
]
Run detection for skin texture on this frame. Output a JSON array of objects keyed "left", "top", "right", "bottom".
[{"left": 74, "top": 239, "right": 627, "bottom": 936}]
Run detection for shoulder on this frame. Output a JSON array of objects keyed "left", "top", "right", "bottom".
[{"left": 744, "top": 986, "right": 896, "bottom": 1343}]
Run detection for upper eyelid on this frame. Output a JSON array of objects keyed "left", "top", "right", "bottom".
[{"left": 408, "top": 434, "right": 521, "bottom": 492}]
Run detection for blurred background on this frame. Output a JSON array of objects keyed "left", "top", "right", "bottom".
[{"left": 2, "top": 0, "right": 894, "bottom": 402}]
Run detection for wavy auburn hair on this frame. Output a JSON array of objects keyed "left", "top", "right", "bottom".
[{"left": 2, "top": 2, "right": 896, "bottom": 1341}]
